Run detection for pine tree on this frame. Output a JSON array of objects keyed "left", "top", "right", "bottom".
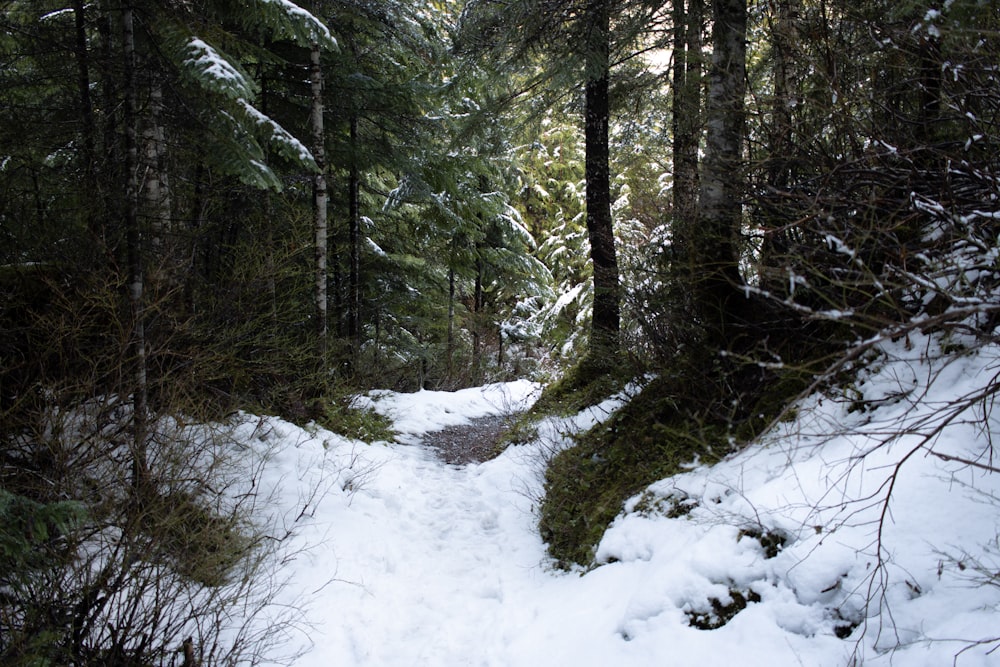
[{"left": 457, "top": 0, "right": 661, "bottom": 364}]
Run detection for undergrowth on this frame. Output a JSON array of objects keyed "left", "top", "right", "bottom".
[
  {"left": 538, "top": 358, "right": 813, "bottom": 568},
  {"left": 314, "top": 396, "right": 396, "bottom": 443}
]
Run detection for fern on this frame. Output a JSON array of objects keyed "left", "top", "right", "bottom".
[{"left": 0, "top": 487, "right": 84, "bottom": 574}]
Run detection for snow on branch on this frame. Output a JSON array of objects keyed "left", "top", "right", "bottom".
[
  {"left": 237, "top": 99, "right": 317, "bottom": 171},
  {"left": 254, "top": 0, "right": 338, "bottom": 50},
  {"left": 182, "top": 38, "right": 256, "bottom": 101}
]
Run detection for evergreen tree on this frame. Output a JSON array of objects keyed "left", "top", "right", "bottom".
[
  {"left": 1, "top": 1, "right": 338, "bottom": 662},
  {"left": 457, "top": 0, "right": 666, "bottom": 366}
]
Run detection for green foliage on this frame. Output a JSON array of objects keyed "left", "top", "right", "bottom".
[
  {"left": 499, "top": 413, "right": 541, "bottom": 447},
  {"left": 1, "top": 386, "right": 296, "bottom": 665},
  {"left": 132, "top": 488, "right": 252, "bottom": 588},
  {"left": 180, "top": 197, "right": 331, "bottom": 418},
  {"left": 167, "top": 29, "right": 319, "bottom": 190},
  {"left": 0, "top": 488, "right": 83, "bottom": 576},
  {"left": 315, "top": 396, "right": 397, "bottom": 443},
  {"left": 240, "top": 0, "right": 338, "bottom": 50}
]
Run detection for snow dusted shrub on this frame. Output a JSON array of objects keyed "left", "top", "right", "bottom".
[{"left": 0, "top": 399, "right": 306, "bottom": 666}]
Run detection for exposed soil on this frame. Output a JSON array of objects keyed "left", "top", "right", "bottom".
[{"left": 421, "top": 414, "right": 513, "bottom": 465}]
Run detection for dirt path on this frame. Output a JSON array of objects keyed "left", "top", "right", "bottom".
[{"left": 421, "top": 414, "right": 514, "bottom": 465}]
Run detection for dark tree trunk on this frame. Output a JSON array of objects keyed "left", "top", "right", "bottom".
[
  {"left": 348, "top": 114, "right": 361, "bottom": 357},
  {"left": 447, "top": 264, "right": 456, "bottom": 377},
  {"left": 473, "top": 248, "right": 484, "bottom": 363},
  {"left": 97, "top": 0, "right": 119, "bottom": 246},
  {"left": 123, "top": 4, "right": 148, "bottom": 494},
  {"left": 672, "top": 0, "right": 703, "bottom": 253},
  {"left": 583, "top": 0, "right": 620, "bottom": 360},
  {"left": 186, "top": 159, "right": 207, "bottom": 313},
  {"left": 758, "top": 0, "right": 800, "bottom": 289},
  {"left": 768, "top": 0, "right": 799, "bottom": 188},
  {"left": 73, "top": 0, "right": 99, "bottom": 240}
]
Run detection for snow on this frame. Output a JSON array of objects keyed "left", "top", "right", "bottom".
[
  {"left": 184, "top": 39, "right": 255, "bottom": 100},
  {"left": 241, "top": 338, "right": 1000, "bottom": 666},
  {"left": 238, "top": 99, "right": 315, "bottom": 166},
  {"left": 258, "top": 0, "right": 336, "bottom": 47},
  {"left": 40, "top": 8, "right": 73, "bottom": 22}
]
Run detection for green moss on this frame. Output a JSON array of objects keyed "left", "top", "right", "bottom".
[
  {"left": 530, "top": 354, "right": 632, "bottom": 417},
  {"left": 539, "top": 362, "right": 812, "bottom": 569},
  {"left": 539, "top": 380, "right": 727, "bottom": 567},
  {"left": 632, "top": 490, "right": 698, "bottom": 519}
]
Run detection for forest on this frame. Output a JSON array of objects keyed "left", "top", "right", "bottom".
[{"left": 2, "top": 0, "right": 1000, "bottom": 664}]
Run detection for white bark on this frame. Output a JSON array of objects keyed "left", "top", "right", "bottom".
[{"left": 311, "top": 43, "right": 328, "bottom": 346}]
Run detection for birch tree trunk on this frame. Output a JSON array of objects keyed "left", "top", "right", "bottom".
[
  {"left": 143, "top": 78, "right": 170, "bottom": 253},
  {"left": 310, "top": 43, "right": 328, "bottom": 356}
]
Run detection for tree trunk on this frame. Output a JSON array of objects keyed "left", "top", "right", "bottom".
[
  {"left": 757, "top": 0, "right": 799, "bottom": 288},
  {"left": 473, "top": 248, "right": 484, "bottom": 363},
  {"left": 447, "top": 264, "right": 456, "bottom": 377},
  {"left": 672, "top": 0, "right": 703, "bottom": 252},
  {"left": 186, "top": 159, "right": 207, "bottom": 313},
  {"left": 97, "top": 0, "right": 119, "bottom": 246},
  {"left": 694, "top": 0, "right": 748, "bottom": 344},
  {"left": 583, "top": 0, "right": 620, "bottom": 360},
  {"left": 310, "top": 43, "right": 328, "bottom": 355},
  {"left": 348, "top": 114, "right": 361, "bottom": 358},
  {"left": 123, "top": 4, "right": 148, "bottom": 494},
  {"left": 73, "top": 0, "right": 100, "bottom": 241},
  {"left": 143, "top": 76, "right": 173, "bottom": 297},
  {"left": 259, "top": 62, "right": 278, "bottom": 326},
  {"left": 768, "top": 0, "right": 799, "bottom": 188},
  {"left": 143, "top": 78, "right": 170, "bottom": 251}
]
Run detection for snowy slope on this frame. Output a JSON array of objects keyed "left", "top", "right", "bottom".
[{"left": 244, "top": 339, "right": 1000, "bottom": 666}]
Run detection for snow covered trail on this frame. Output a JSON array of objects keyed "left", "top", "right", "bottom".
[
  {"left": 257, "top": 380, "right": 556, "bottom": 666},
  {"left": 256, "top": 379, "right": 673, "bottom": 667},
  {"left": 243, "top": 349, "right": 1000, "bottom": 667},
  {"left": 304, "top": 445, "right": 545, "bottom": 665}
]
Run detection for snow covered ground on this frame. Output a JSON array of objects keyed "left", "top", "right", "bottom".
[{"left": 241, "top": 336, "right": 1000, "bottom": 666}]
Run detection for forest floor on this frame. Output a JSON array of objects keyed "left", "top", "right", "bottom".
[{"left": 420, "top": 413, "right": 514, "bottom": 464}]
